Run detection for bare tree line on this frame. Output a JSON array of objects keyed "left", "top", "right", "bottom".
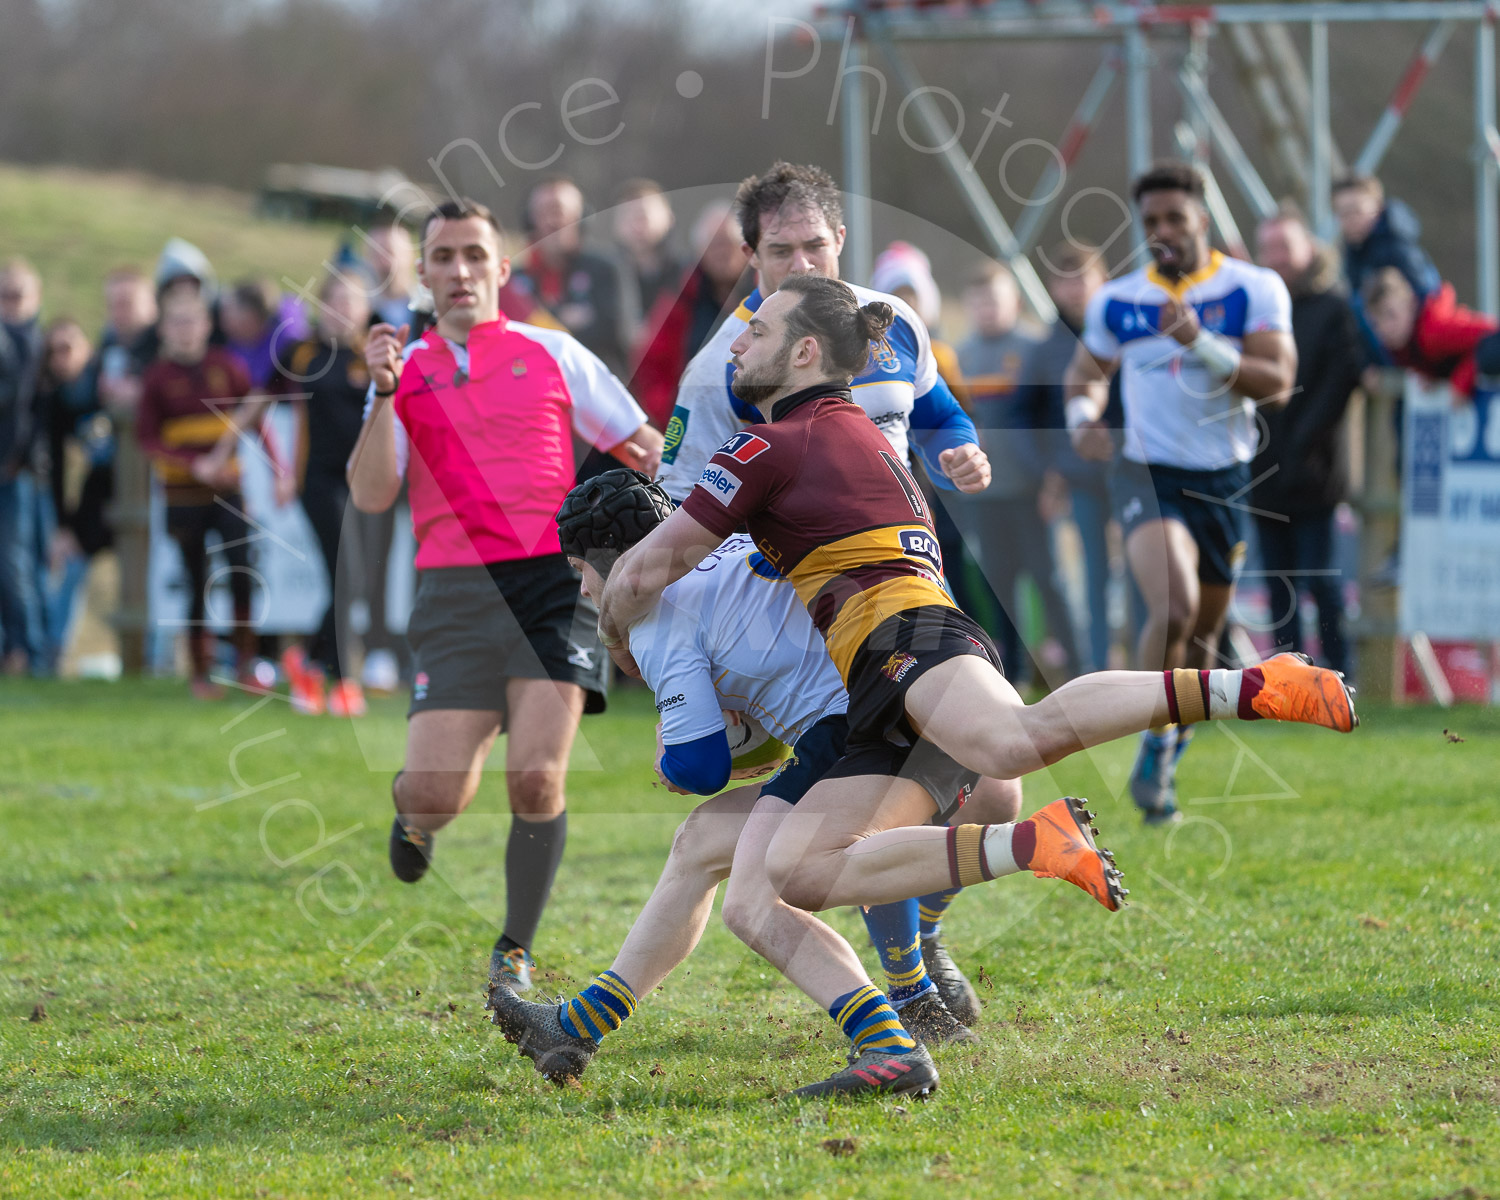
[{"left": 0, "top": 0, "right": 1485, "bottom": 296}]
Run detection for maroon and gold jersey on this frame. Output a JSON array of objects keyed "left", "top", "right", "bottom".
[
  {"left": 137, "top": 348, "right": 252, "bottom": 504},
  {"left": 679, "top": 383, "right": 954, "bottom": 682}
]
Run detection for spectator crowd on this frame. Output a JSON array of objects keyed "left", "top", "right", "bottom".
[{"left": 0, "top": 167, "right": 1486, "bottom": 701}]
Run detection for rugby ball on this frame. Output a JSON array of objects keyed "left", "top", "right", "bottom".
[{"left": 724, "top": 710, "right": 792, "bottom": 779}]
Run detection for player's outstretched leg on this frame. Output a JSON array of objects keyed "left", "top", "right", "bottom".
[{"left": 767, "top": 772, "right": 1127, "bottom": 917}]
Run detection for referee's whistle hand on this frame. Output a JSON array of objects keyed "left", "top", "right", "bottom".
[
  {"left": 366, "top": 322, "right": 409, "bottom": 395},
  {"left": 940, "top": 444, "right": 991, "bottom": 493}
]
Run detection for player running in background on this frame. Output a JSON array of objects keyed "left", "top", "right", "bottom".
[
  {"left": 347, "top": 199, "right": 662, "bottom": 992},
  {"left": 655, "top": 162, "right": 989, "bottom": 503},
  {"left": 1063, "top": 162, "right": 1299, "bottom": 824},
  {"left": 489, "top": 470, "right": 1037, "bottom": 1099},
  {"left": 593, "top": 277, "right": 1354, "bottom": 1093}
]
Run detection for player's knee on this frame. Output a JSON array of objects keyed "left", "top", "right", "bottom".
[
  {"left": 668, "top": 810, "right": 732, "bottom": 879},
  {"left": 394, "top": 769, "right": 470, "bottom": 817},
  {"left": 719, "top": 883, "right": 765, "bottom": 949},
  {"left": 507, "top": 769, "right": 565, "bottom": 817}
]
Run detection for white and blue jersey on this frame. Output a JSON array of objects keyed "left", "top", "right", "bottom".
[
  {"left": 1082, "top": 251, "right": 1292, "bottom": 471},
  {"left": 656, "top": 284, "right": 977, "bottom": 503},
  {"left": 628, "top": 534, "right": 849, "bottom": 793}
]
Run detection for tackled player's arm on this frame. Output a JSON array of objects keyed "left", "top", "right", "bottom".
[
  {"left": 598, "top": 507, "right": 723, "bottom": 650},
  {"left": 1063, "top": 341, "right": 1118, "bottom": 462}
]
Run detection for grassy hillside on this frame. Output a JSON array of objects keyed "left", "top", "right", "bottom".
[{"left": 0, "top": 162, "right": 345, "bottom": 332}]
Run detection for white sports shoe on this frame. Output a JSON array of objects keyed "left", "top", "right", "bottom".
[{"left": 362, "top": 649, "right": 401, "bottom": 695}]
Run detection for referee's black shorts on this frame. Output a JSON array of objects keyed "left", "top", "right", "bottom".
[{"left": 405, "top": 553, "right": 608, "bottom": 719}]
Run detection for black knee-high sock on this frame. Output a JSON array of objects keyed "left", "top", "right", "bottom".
[{"left": 500, "top": 812, "right": 567, "bottom": 954}]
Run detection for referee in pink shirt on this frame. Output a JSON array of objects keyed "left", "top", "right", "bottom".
[{"left": 349, "top": 199, "right": 662, "bottom": 992}]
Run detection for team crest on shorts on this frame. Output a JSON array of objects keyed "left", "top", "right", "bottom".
[
  {"left": 882, "top": 652, "right": 919, "bottom": 683},
  {"left": 413, "top": 671, "right": 430, "bottom": 701}
]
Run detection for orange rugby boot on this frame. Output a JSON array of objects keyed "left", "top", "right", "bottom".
[
  {"left": 1027, "top": 797, "right": 1127, "bottom": 912},
  {"left": 1247, "top": 652, "right": 1358, "bottom": 732}
]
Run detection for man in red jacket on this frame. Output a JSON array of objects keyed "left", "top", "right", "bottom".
[
  {"left": 1362, "top": 267, "right": 1497, "bottom": 398},
  {"left": 629, "top": 202, "right": 751, "bottom": 430}
]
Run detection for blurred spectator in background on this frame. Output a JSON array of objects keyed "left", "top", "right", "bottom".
[
  {"left": 1334, "top": 175, "right": 1440, "bottom": 365},
  {"left": 954, "top": 260, "right": 1080, "bottom": 687},
  {"left": 1020, "top": 243, "right": 1114, "bottom": 672},
  {"left": 155, "top": 238, "right": 218, "bottom": 308},
  {"left": 362, "top": 216, "right": 420, "bottom": 329},
  {"left": 612, "top": 179, "right": 681, "bottom": 317},
  {"left": 39, "top": 318, "right": 100, "bottom": 672},
  {"left": 0, "top": 258, "right": 47, "bottom": 673},
  {"left": 219, "top": 278, "right": 305, "bottom": 390},
  {"left": 1362, "top": 267, "right": 1498, "bottom": 398},
  {"left": 507, "top": 176, "right": 638, "bottom": 376},
  {"left": 630, "top": 201, "right": 750, "bottom": 429},
  {"left": 1253, "top": 206, "right": 1364, "bottom": 677},
  {"left": 275, "top": 275, "right": 378, "bottom": 717},
  {"left": 1334, "top": 175, "right": 1440, "bottom": 303},
  {"left": 95, "top": 267, "right": 160, "bottom": 419},
  {"left": 869, "top": 241, "right": 953, "bottom": 382},
  {"left": 137, "top": 289, "right": 284, "bottom": 698}
]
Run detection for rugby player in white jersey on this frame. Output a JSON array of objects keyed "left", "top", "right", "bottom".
[
  {"left": 488, "top": 469, "right": 1045, "bottom": 1099},
  {"left": 656, "top": 161, "right": 989, "bottom": 502},
  {"left": 1063, "top": 162, "right": 1300, "bottom": 823}
]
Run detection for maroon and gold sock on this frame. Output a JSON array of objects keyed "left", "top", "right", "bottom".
[
  {"left": 945, "top": 821, "right": 1036, "bottom": 887},
  {"left": 1162, "top": 666, "right": 1268, "bottom": 724}
]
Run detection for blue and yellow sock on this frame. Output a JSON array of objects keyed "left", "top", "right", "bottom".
[
  {"left": 558, "top": 970, "right": 637, "bottom": 1042},
  {"left": 917, "top": 887, "right": 962, "bottom": 940},
  {"left": 830, "top": 984, "right": 917, "bottom": 1057},
  {"left": 860, "top": 899, "right": 934, "bottom": 1008}
]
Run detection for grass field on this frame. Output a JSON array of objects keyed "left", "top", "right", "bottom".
[
  {"left": 0, "top": 162, "right": 344, "bottom": 333},
  {"left": 2, "top": 680, "right": 1497, "bottom": 1199}
]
